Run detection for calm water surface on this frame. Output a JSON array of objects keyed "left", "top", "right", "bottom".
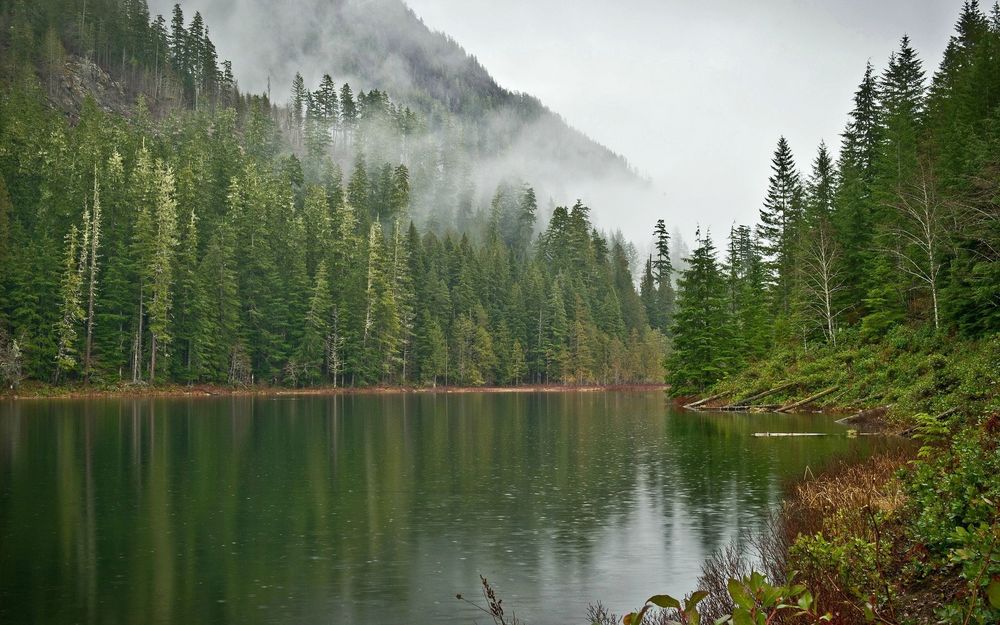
[{"left": 0, "top": 391, "right": 891, "bottom": 624}]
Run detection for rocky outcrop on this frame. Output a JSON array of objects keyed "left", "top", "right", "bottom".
[{"left": 48, "top": 56, "right": 132, "bottom": 121}]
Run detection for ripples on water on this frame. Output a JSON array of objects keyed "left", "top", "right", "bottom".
[{"left": 0, "top": 391, "right": 893, "bottom": 624}]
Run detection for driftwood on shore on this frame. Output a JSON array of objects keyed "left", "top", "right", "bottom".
[
  {"left": 717, "top": 403, "right": 781, "bottom": 412},
  {"left": 777, "top": 386, "right": 839, "bottom": 412},
  {"left": 753, "top": 432, "right": 828, "bottom": 437},
  {"left": 836, "top": 405, "right": 893, "bottom": 425},
  {"left": 683, "top": 390, "right": 728, "bottom": 409},
  {"left": 722, "top": 382, "right": 796, "bottom": 409}
]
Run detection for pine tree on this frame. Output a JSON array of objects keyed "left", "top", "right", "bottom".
[
  {"left": 53, "top": 224, "right": 85, "bottom": 383},
  {"left": 169, "top": 4, "right": 186, "bottom": 74},
  {"left": 199, "top": 224, "right": 241, "bottom": 381},
  {"left": 172, "top": 202, "right": 210, "bottom": 381},
  {"left": 835, "top": 62, "right": 882, "bottom": 320},
  {"left": 361, "top": 222, "right": 399, "bottom": 382},
  {"left": 652, "top": 219, "right": 675, "bottom": 331},
  {"left": 758, "top": 136, "right": 803, "bottom": 314},
  {"left": 317, "top": 74, "right": 339, "bottom": 124},
  {"left": 926, "top": 1, "right": 990, "bottom": 184},
  {"left": 146, "top": 162, "right": 178, "bottom": 382},
  {"left": 798, "top": 144, "right": 846, "bottom": 343},
  {"left": 639, "top": 255, "right": 659, "bottom": 328},
  {"left": 298, "top": 260, "right": 333, "bottom": 383},
  {"left": 82, "top": 171, "right": 101, "bottom": 380},
  {"left": 725, "top": 225, "right": 770, "bottom": 362},
  {"left": 876, "top": 35, "right": 926, "bottom": 198},
  {"left": 667, "top": 229, "right": 733, "bottom": 393},
  {"left": 515, "top": 185, "right": 537, "bottom": 259},
  {"left": 339, "top": 83, "right": 357, "bottom": 141},
  {"left": 416, "top": 310, "right": 448, "bottom": 386},
  {"left": 291, "top": 72, "right": 307, "bottom": 131}
]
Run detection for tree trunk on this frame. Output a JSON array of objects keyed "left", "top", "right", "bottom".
[
  {"left": 777, "top": 386, "right": 839, "bottom": 412},
  {"left": 149, "top": 334, "right": 157, "bottom": 383},
  {"left": 132, "top": 291, "right": 143, "bottom": 383}
]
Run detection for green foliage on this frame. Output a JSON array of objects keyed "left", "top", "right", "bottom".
[
  {"left": 706, "top": 327, "right": 999, "bottom": 421},
  {"left": 667, "top": 230, "right": 733, "bottom": 394},
  {"left": 621, "top": 573, "right": 831, "bottom": 625}
]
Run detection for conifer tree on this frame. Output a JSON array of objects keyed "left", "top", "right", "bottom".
[
  {"left": 291, "top": 72, "right": 307, "bottom": 130},
  {"left": 876, "top": 35, "right": 926, "bottom": 198},
  {"left": 146, "top": 162, "right": 178, "bottom": 381},
  {"left": 82, "top": 172, "right": 101, "bottom": 379},
  {"left": 667, "top": 230, "right": 732, "bottom": 393},
  {"left": 298, "top": 260, "right": 333, "bottom": 383},
  {"left": 835, "top": 62, "right": 882, "bottom": 319},
  {"left": 53, "top": 224, "right": 85, "bottom": 383},
  {"left": 725, "top": 225, "right": 770, "bottom": 362},
  {"left": 758, "top": 136, "right": 803, "bottom": 314},
  {"left": 317, "top": 74, "right": 339, "bottom": 124},
  {"left": 169, "top": 4, "right": 186, "bottom": 73},
  {"left": 339, "top": 83, "right": 357, "bottom": 141}
]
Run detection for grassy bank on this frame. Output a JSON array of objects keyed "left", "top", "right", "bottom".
[
  {"left": 626, "top": 329, "right": 1000, "bottom": 625},
  {"left": 701, "top": 327, "right": 999, "bottom": 429}
]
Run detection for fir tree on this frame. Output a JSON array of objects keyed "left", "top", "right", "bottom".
[
  {"left": 667, "top": 230, "right": 733, "bottom": 393},
  {"left": 758, "top": 136, "right": 803, "bottom": 314}
]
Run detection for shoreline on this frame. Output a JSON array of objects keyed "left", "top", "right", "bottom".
[{"left": 1, "top": 382, "right": 671, "bottom": 401}]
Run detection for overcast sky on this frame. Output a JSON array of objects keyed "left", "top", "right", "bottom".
[
  {"left": 150, "top": 0, "right": 962, "bottom": 244},
  {"left": 400, "top": 0, "right": 959, "bottom": 240}
]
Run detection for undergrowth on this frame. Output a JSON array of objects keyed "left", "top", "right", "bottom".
[{"left": 708, "top": 327, "right": 999, "bottom": 425}]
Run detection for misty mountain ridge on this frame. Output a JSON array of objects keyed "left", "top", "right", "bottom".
[{"left": 151, "top": 0, "right": 655, "bottom": 233}]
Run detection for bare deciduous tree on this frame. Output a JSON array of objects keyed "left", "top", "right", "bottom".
[
  {"left": 799, "top": 218, "right": 849, "bottom": 344},
  {"left": 882, "top": 161, "right": 965, "bottom": 331}
]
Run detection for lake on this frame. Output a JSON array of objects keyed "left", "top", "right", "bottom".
[{"left": 0, "top": 391, "right": 890, "bottom": 624}]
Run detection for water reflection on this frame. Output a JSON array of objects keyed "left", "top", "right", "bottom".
[{"left": 0, "top": 392, "right": 892, "bottom": 624}]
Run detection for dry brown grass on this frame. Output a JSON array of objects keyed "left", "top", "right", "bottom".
[
  {"left": 780, "top": 450, "right": 915, "bottom": 625},
  {"left": 786, "top": 451, "right": 909, "bottom": 536}
]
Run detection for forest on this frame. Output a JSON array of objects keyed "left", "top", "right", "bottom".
[
  {"left": 0, "top": 0, "right": 998, "bottom": 396},
  {"left": 666, "top": 3, "right": 1000, "bottom": 394},
  {"left": 0, "top": 0, "right": 667, "bottom": 390}
]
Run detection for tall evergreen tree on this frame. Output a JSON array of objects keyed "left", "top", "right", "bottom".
[
  {"left": 758, "top": 136, "right": 803, "bottom": 314},
  {"left": 667, "top": 230, "right": 732, "bottom": 393}
]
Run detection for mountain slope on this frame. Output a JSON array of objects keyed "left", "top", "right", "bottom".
[{"left": 149, "top": 0, "right": 652, "bottom": 226}]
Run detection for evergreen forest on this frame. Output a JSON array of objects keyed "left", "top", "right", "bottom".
[
  {"left": 0, "top": 0, "right": 667, "bottom": 389},
  {"left": 0, "top": 0, "right": 998, "bottom": 396}
]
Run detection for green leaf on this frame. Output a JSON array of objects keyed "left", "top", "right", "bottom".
[
  {"left": 688, "top": 591, "right": 710, "bottom": 607},
  {"left": 987, "top": 579, "right": 1000, "bottom": 608},
  {"left": 648, "top": 594, "right": 681, "bottom": 610},
  {"left": 732, "top": 610, "right": 753, "bottom": 625},
  {"left": 728, "top": 579, "right": 751, "bottom": 609},
  {"left": 797, "top": 591, "right": 813, "bottom": 611}
]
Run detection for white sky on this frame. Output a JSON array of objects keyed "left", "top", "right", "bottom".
[{"left": 400, "top": 0, "right": 959, "bottom": 242}]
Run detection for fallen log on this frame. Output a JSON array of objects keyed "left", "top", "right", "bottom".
[
  {"left": 718, "top": 404, "right": 781, "bottom": 412},
  {"left": 776, "top": 386, "right": 839, "bottom": 412},
  {"left": 835, "top": 405, "right": 893, "bottom": 426},
  {"left": 683, "top": 390, "right": 728, "bottom": 409},
  {"left": 722, "top": 382, "right": 796, "bottom": 409},
  {"left": 753, "top": 432, "right": 828, "bottom": 437}
]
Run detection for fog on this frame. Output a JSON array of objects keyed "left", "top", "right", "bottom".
[{"left": 148, "top": 0, "right": 958, "bottom": 256}]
